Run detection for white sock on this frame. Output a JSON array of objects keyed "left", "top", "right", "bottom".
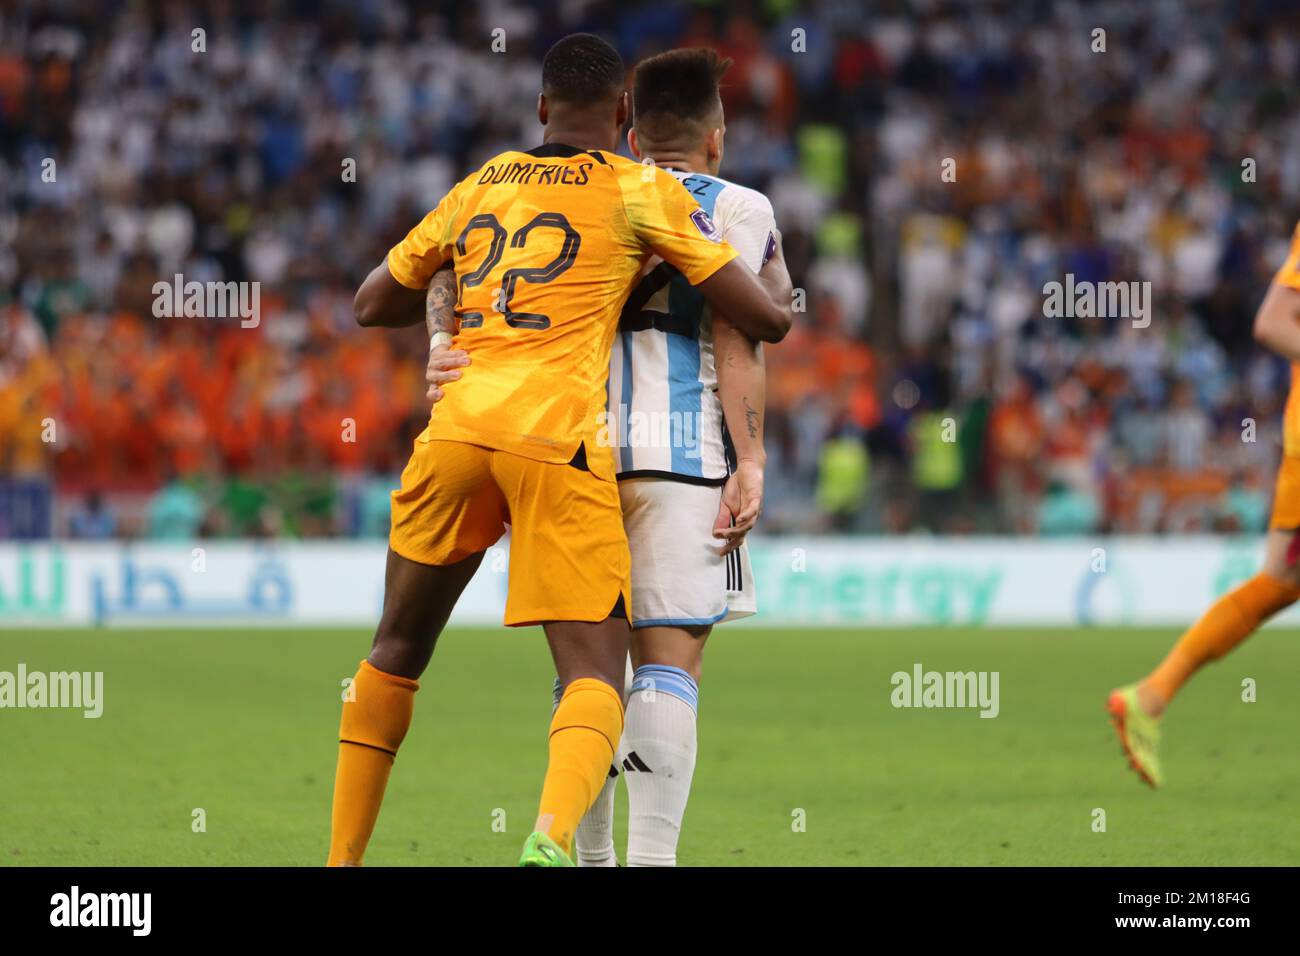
[
  {"left": 575, "top": 766, "right": 619, "bottom": 866},
  {"left": 623, "top": 664, "right": 699, "bottom": 867}
]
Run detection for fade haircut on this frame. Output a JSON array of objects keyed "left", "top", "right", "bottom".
[
  {"left": 632, "top": 47, "right": 731, "bottom": 145},
  {"left": 541, "top": 33, "right": 625, "bottom": 105}
]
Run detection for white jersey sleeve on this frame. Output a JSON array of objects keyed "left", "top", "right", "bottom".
[{"left": 712, "top": 183, "right": 778, "bottom": 275}]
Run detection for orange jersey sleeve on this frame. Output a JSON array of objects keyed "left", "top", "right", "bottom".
[
  {"left": 1273, "top": 221, "right": 1300, "bottom": 290},
  {"left": 1274, "top": 221, "right": 1300, "bottom": 458},
  {"left": 386, "top": 186, "right": 466, "bottom": 290},
  {"left": 617, "top": 163, "right": 739, "bottom": 285}
]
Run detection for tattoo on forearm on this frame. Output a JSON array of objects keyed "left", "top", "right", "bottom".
[
  {"left": 742, "top": 396, "right": 761, "bottom": 440},
  {"left": 426, "top": 271, "right": 458, "bottom": 338}
]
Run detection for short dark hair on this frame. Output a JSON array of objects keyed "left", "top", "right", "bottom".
[
  {"left": 541, "top": 33, "right": 625, "bottom": 105},
  {"left": 633, "top": 48, "right": 731, "bottom": 142}
]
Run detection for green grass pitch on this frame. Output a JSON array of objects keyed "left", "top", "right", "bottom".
[{"left": 2, "top": 626, "right": 1299, "bottom": 866}]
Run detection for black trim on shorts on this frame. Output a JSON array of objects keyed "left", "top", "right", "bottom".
[
  {"left": 568, "top": 442, "right": 590, "bottom": 472},
  {"left": 609, "top": 592, "right": 627, "bottom": 620},
  {"left": 615, "top": 469, "right": 727, "bottom": 487},
  {"left": 726, "top": 545, "right": 744, "bottom": 592}
]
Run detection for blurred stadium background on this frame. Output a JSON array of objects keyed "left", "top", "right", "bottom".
[{"left": 2, "top": 0, "right": 1300, "bottom": 628}]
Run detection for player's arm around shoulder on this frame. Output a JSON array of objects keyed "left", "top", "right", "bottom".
[
  {"left": 624, "top": 164, "right": 792, "bottom": 343},
  {"left": 1254, "top": 224, "right": 1300, "bottom": 363},
  {"left": 718, "top": 187, "right": 792, "bottom": 343},
  {"left": 710, "top": 182, "right": 792, "bottom": 344},
  {"left": 696, "top": 233, "right": 793, "bottom": 344}
]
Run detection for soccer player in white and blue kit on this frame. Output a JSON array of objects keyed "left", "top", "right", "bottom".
[{"left": 571, "top": 47, "right": 783, "bottom": 867}]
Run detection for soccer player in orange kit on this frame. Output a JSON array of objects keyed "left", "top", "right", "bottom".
[
  {"left": 1110, "top": 220, "right": 1300, "bottom": 788},
  {"left": 326, "top": 33, "right": 792, "bottom": 866}
]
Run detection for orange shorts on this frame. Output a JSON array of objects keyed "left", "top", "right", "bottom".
[
  {"left": 389, "top": 440, "right": 630, "bottom": 626},
  {"left": 1270, "top": 456, "right": 1300, "bottom": 530}
]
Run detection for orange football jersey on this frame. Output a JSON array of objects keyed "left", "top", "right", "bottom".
[
  {"left": 1272, "top": 221, "right": 1300, "bottom": 458},
  {"left": 386, "top": 143, "right": 738, "bottom": 480}
]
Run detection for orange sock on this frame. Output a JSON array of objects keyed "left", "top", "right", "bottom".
[
  {"left": 326, "top": 660, "right": 419, "bottom": 866},
  {"left": 1145, "top": 573, "right": 1300, "bottom": 706},
  {"left": 535, "top": 678, "right": 624, "bottom": 855}
]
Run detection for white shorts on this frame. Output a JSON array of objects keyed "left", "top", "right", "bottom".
[{"left": 618, "top": 477, "right": 756, "bottom": 629}]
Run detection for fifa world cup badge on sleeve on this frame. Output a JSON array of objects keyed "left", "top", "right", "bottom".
[{"left": 690, "top": 208, "right": 721, "bottom": 242}]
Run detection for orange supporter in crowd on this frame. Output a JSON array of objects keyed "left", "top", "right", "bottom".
[
  {"left": 766, "top": 312, "right": 878, "bottom": 430},
  {"left": 1, "top": 304, "right": 430, "bottom": 491}
]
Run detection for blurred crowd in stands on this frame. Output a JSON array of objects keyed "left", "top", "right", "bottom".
[{"left": 3, "top": 0, "right": 1300, "bottom": 540}]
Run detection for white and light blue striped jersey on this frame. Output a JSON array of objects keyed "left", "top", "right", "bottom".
[{"left": 606, "top": 170, "right": 777, "bottom": 483}]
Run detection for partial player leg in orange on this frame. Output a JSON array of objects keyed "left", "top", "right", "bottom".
[
  {"left": 1141, "top": 557, "right": 1300, "bottom": 714},
  {"left": 1111, "top": 459, "right": 1300, "bottom": 786},
  {"left": 487, "top": 448, "right": 633, "bottom": 859},
  {"left": 536, "top": 622, "right": 629, "bottom": 856},
  {"left": 327, "top": 548, "right": 483, "bottom": 866},
  {"left": 1141, "top": 458, "right": 1300, "bottom": 716}
]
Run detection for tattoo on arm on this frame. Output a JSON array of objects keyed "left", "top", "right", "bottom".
[
  {"left": 742, "top": 395, "right": 761, "bottom": 440},
  {"left": 426, "top": 268, "right": 458, "bottom": 339}
]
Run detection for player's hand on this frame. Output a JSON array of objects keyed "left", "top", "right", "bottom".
[
  {"left": 712, "top": 457, "right": 764, "bottom": 555},
  {"left": 426, "top": 346, "right": 470, "bottom": 403}
]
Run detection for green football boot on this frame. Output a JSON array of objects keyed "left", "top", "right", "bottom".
[
  {"left": 1107, "top": 683, "right": 1164, "bottom": 788},
  {"left": 518, "top": 831, "right": 574, "bottom": 867}
]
